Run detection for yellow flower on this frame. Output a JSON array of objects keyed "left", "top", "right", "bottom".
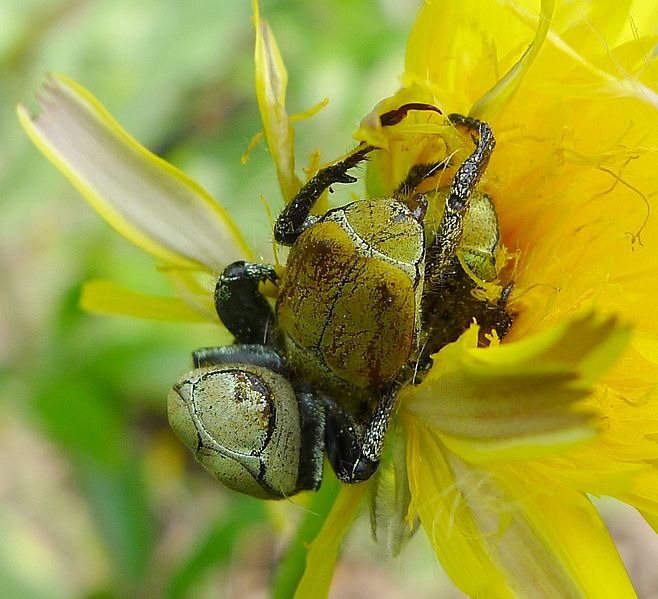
[
  {"left": 298, "top": 0, "right": 658, "bottom": 596},
  {"left": 18, "top": 0, "right": 658, "bottom": 597}
]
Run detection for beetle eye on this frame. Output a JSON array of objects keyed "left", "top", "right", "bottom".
[{"left": 168, "top": 364, "right": 303, "bottom": 499}]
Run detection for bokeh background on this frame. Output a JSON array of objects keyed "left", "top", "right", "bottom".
[{"left": 2, "top": 1, "right": 657, "bottom": 598}]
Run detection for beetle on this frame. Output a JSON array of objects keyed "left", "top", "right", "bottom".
[{"left": 168, "top": 107, "right": 513, "bottom": 498}]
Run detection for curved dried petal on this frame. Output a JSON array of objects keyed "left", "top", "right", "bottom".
[
  {"left": 469, "top": 0, "right": 554, "bottom": 120},
  {"left": 403, "top": 0, "right": 552, "bottom": 114},
  {"left": 18, "top": 74, "right": 250, "bottom": 272}
]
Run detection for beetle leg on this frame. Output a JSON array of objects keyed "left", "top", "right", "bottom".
[
  {"left": 321, "top": 396, "right": 357, "bottom": 481},
  {"left": 322, "top": 396, "right": 364, "bottom": 483},
  {"left": 274, "top": 102, "right": 447, "bottom": 245},
  {"left": 379, "top": 102, "right": 442, "bottom": 127},
  {"left": 323, "top": 384, "right": 399, "bottom": 483},
  {"left": 295, "top": 390, "right": 327, "bottom": 492},
  {"left": 393, "top": 161, "right": 447, "bottom": 202},
  {"left": 274, "top": 144, "right": 375, "bottom": 245},
  {"left": 491, "top": 281, "right": 515, "bottom": 341},
  {"left": 387, "top": 103, "right": 446, "bottom": 201},
  {"left": 425, "top": 113, "right": 496, "bottom": 288},
  {"left": 352, "top": 383, "right": 399, "bottom": 480},
  {"left": 214, "top": 261, "right": 280, "bottom": 346},
  {"left": 193, "top": 344, "right": 289, "bottom": 370}
]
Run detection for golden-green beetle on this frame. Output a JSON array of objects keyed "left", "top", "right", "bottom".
[{"left": 168, "top": 107, "right": 513, "bottom": 498}]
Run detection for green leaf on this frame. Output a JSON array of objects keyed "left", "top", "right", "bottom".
[
  {"left": 166, "top": 498, "right": 265, "bottom": 599},
  {"left": 33, "top": 375, "right": 126, "bottom": 469},
  {"left": 78, "top": 460, "right": 154, "bottom": 594}
]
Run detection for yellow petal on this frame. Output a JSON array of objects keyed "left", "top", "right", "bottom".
[
  {"left": 497, "top": 465, "right": 637, "bottom": 599},
  {"left": 165, "top": 270, "right": 218, "bottom": 322},
  {"left": 293, "top": 482, "right": 369, "bottom": 599},
  {"left": 469, "top": 0, "right": 554, "bottom": 120},
  {"left": 405, "top": 421, "right": 511, "bottom": 597},
  {"left": 80, "top": 280, "right": 211, "bottom": 322},
  {"left": 406, "top": 420, "right": 637, "bottom": 598},
  {"left": 641, "top": 508, "right": 658, "bottom": 535},
  {"left": 18, "top": 74, "right": 250, "bottom": 271},
  {"left": 403, "top": 313, "right": 631, "bottom": 463},
  {"left": 618, "top": 468, "right": 658, "bottom": 529},
  {"left": 403, "top": 0, "right": 552, "bottom": 113},
  {"left": 549, "top": 1, "right": 658, "bottom": 62},
  {"left": 253, "top": 0, "right": 301, "bottom": 202}
]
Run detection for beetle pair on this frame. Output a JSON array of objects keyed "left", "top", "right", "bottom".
[{"left": 168, "top": 106, "right": 512, "bottom": 499}]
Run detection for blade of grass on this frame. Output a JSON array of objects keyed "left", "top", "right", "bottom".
[{"left": 272, "top": 473, "right": 340, "bottom": 599}]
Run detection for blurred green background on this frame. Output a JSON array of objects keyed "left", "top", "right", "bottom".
[
  {"left": 1, "top": 1, "right": 456, "bottom": 597},
  {"left": 3, "top": 1, "right": 657, "bottom": 598}
]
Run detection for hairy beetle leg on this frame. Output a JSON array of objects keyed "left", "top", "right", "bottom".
[
  {"left": 215, "top": 261, "right": 280, "bottom": 346},
  {"left": 193, "top": 344, "right": 288, "bottom": 371},
  {"left": 323, "top": 383, "right": 399, "bottom": 483},
  {"left": 394, "top": 161, "right": 448, "bottom": 202},
  {"left": 492, "top": 281, "right": 515, "bottom": 340},
  {"left": 425, "top": 114, "right": 496, "bottom": 288}
]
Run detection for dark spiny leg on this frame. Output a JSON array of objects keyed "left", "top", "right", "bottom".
[
  {"left": 214, "top": 261, "right": 279, "bottom": 346},
  {"left": 388, "top": 104, "right": 446, "bottom": 202},
  {"left": 471, "top": 281, "right": 515, "bottom": 346},
  {"left": 274, "top": 145, "right": 375, "bottom": 245},
  {"left": 323, "top": 383, "right": 399, "bottom": 483},
  {"left": 352, "top": 383, "right": 399, "bottom": 480},
  {"left": 274, "top": 102, "right": 445, "bottom": 245},
  {"left": 379, "top": 102, "right": 442, "bottom": 127},
  {"left": 425, "top": 114, "right": 496, "bottom": 288},
  {"left": 492, "top": 282, "right": 515, "bottom": 340}
]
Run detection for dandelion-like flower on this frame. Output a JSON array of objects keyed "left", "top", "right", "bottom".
[{"left": 19, "top": 0, "right": 658, "bottom": 597}]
